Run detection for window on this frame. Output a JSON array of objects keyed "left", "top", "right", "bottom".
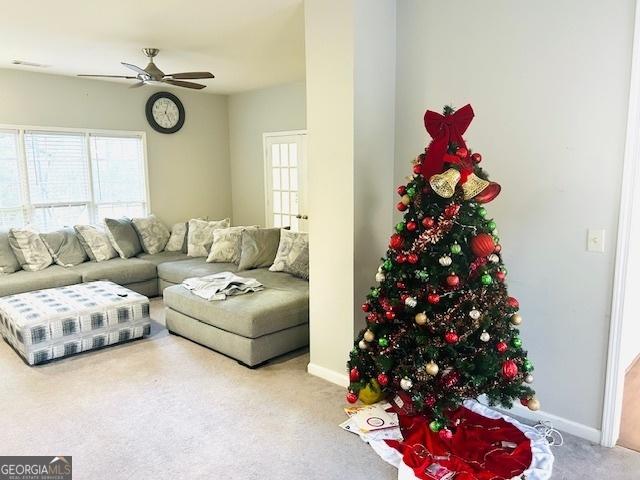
[{"left": 0, "top": 127, "right": 148, "bottom": 231}]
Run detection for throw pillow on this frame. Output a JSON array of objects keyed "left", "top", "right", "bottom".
[
  {"left": 40, "top": 228, "right": 88, "bottom": 267},
  {"left": 237, "top": 227, "right": 284, "bottom": 270},
  {"left": 187, "top": 218, "right": 230, "bottom": 257},
  {"left": 131, "top": 215, "right": 170, "bottom": 254},
  {"left": 104, "top": 217, "right": 143, "bottom": 259},
  {"left": 165, "top": 222, "right": 188, "bottom": 252},
  {"left": 269, "top": 230, "right": 309, "bottom": 280},
  {"left": 0, "top": 230, "right": 21, "bottom": 274},
  {"left": 8, "top": 228, "right": 53, "bottom": 272},
  {"left": 206, "top": 226, "right": 257, "bottom": 264},
  {"left": 74, "top": 225, "right": 118, "bottom": 262}
]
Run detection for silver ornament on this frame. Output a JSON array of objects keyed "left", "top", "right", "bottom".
[
  {"left": 469, "top": 309, "right": 481, "bottom": 320},
  {"left": 488, "top": 254, "right": 499, "bottom": 263},
  {"left": 480, "top": 331, "right": 490, "bottom": 342},
  {"left": 358, "top": 339, "right": 368, "bottom": 350},
  {"left": 439, "top": 255, "right": 452, "bottom": 267},
  {"left": 524, "top": 374, "right": 534, "bottom": 384},
  {"left": 375, "top": 272, "right": 386, "bottom": 282},
  {"left": 405, "top": 296, "right": 417, "bottom": 308},
  {"left": 400, "top": 377, "right": 413, "bottom": 391}
]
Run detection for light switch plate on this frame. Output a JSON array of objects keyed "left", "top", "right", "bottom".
[{"left": 587, "top": 229, "right": 605, "bottom": 253}]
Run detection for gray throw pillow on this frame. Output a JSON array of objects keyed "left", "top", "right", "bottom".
[
  {"left": 237, "top": 228, "right": 284, "bottom": 271},
  {"left": 8, "top": 228, "right": 53, "bottom": 272},
  {"left": 165, "top": 222, "right": 188, "bottom": 252},
  {"left": 269, "top": 230, "right": 309, "bottom": 280},
  {"left": 207, "top": 226, "right": 258, "bottom": 264},
  {"left": 74, "top": 225, "right": 118, "bottom": 262},
  {"left": 0, "top": 230, "right": 21, "bottom": 274},
  {"left": 41, "top": 228, "right": 88, "bottom": 267},
  {"left": 104, "top": 217, "right": 143, "bottom": 259},
  {"left": 187, "top": 218, "right": 230, "bottom": 257},
  {"left": 131, "top": 215, "right": 170, "bottom": 254}
]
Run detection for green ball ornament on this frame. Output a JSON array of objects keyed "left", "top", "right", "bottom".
[
  {"left": 415, "top": 270, "right": 429, "bottom": 281},
  {"left": 429, "top": 420, "right": 444, "bottom": 432},
  {"left": 383, "top": 259, "right": 393, "bottom": 271},
  {"left": 371, "top": 288, "right": 380, "bottom": 298},
  {"left": 523, "top": 359, "right": 534, "bottom": 372},
  {"left": 512, "top": 337, "right": 523, "bottom": 348},
  {"left": 487, "top": 220, "right": 497, "bottom": 231},
  {"left": 480, "top": 274, "right": 493, "bottom": 285},
  {"left": 395, "top": 222, "right": 405, "bottom": 233},
  {"left": 378, "top": 338, "right": 389, "bottom": 347},
  {"left": 477, "top": 207, "right": 487, "bottom": 218},
  {"left": 450, "top": 243, "right": 462, "bottom": 255},
  {"left": 407, "top": 187, "right": 416, "bottom": 198}
]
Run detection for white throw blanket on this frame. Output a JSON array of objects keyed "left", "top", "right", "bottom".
[{"left": 182, "top": 272, "right": 264, "bottom": 301}]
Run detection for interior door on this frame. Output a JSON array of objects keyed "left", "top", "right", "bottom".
[{"left": 264, "top": 132, "right": 308, "bottom": 232}]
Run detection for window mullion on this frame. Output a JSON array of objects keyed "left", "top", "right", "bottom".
[
  {"left": 85, "top": 133, "right": 97, "bottom": 225},
  {"left": 16, "top": 129, "right": 33, "bottom": 227}
]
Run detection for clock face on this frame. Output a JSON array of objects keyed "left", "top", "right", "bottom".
[
  {"left": 152, "top": 97, "right": 179, "bottom": 129},
  {"left": 145, "top": 92, "right": 185, "bottom": 134}
]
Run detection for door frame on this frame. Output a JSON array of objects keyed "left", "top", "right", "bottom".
[
  {"left": 601, "top": 0, "right": 640, "bottom": 448},
  {"left": 262, "top": 130, "right": 308, "bottom": 229}
]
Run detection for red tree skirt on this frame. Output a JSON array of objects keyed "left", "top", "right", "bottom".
[{"left": 369, "top": 400, "right": 553, "bottom": 480}]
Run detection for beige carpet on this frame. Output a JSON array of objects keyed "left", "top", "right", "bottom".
[
  {"left": 619, "top": 358, "right": 640, "bottom": 452},
  {"left": 0, "top": 299, "right": 639, "bottom": 479}
]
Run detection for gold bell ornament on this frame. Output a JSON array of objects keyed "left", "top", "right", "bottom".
[
  {"left": 429, "top": 168, "right": 461, "bottom": 198},
  {"left": 429, "top": 168, "right": 502, "bottom": 203}
]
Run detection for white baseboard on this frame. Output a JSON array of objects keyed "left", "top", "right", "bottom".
[{"left": 307, "top": 362, "right": 349, "bottom": 388}]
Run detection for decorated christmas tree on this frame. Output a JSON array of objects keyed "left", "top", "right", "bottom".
[{"left": 346, "top": 104, "right": 539, "bottom": 437}]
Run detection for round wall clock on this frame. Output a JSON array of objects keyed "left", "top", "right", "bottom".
[{"left": 145, "top": 92, "right": 185, "bottom": 134}]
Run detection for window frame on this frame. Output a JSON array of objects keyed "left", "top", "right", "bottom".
[{"left": 0, "top": 124, "right": 150, "bottom": 229}]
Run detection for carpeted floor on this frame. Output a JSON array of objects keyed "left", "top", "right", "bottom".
[
  {"left": 618, "top": 357, "right": 640, "bottom": 452},
  {"left": 0, "top": 299, "right": 639, "bottom": 479}
]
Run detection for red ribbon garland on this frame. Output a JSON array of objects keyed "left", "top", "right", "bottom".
[{"left": 421, "top": 104, "right": 475, "bottom": 180}]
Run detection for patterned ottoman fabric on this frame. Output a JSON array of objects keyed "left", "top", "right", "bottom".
[{"left": 0, "top": 281, "right": 150, "bottom": 365}]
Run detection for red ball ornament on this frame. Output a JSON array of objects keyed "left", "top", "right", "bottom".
[
  {"left": 396, "top": 201, "right": 408, "bottom": 212},
  {"left": 470, "top": 233, "right": 496, "bottom": 257},
  {"left": 422, "top": 216, "right": 435, "bottom": 228},
  {"left": 495, "top": 271, "right": 506, "bottom": 283},
  {"left": 377, "top": 373, "right": 389, "bottom": 386},
  {"left": 385, "top": 311, "right": 396, "bottom": 320},
  {"left": 396, "top": 281, "right": 406, "bottom": 290},
  {"left": 502, "top": 360, "right": 518, "bottom": 379},
  {"left": 507, "top": 297, "right": 520, "bottom": 309},
  {"left": 444, "top": 331, "right": 459, "bottom": 344},
  {"left": 395, "top": 254, "right": 406, "bottom": 264},
  {"left": 471, "top": 152, "right": 482, "bottom": 163},
  {"left": 406, "top": 221, "right": 417, "bottom": 232},
  {"left": 456, "top": 147, "right": 468, "bottom": 158},
  {"left": 366, "top": 312, "right": 378, "bottom": 323},
  {"left": 425, "top": 394, "right": 436, "bottom": 407},
  {"left": 346, "top": 392, "right": 358, "bottom": 404},
  {"left": 494, "top": 243, "right": 502, "bottom": 253},
  {"left": 444, "top": 204, "right": 460, "bottom": 218},
  {"left": 407, "top": 253, "right": 419, "bottom": 264},
  {"left": 349, "top": 368, "right": 360, "bottom": 382},
  {"left": 446, "top": 273, "right": 460, "bottom": 287},
  {"left": 439, "top": 428, "right": 453, "bottom": 441},
  {"left": 496, "top": 341, "right": 508, "bottom": 353},
  {"left": 361, "top": 302, "right": 371, "bottom": 312},
  {"left": 412, "top": 163, "right": 422, "bottom": 175},
  {"left": 397, "top": 185, "right": 407, "bottom": 196},
  {"left": 520, "top": 397, "right": 530, "bottom": 407},
  {"left": 427, "top": 293, "right": 440, "bottom": 305},
  {"left": 389, "top": 234, "right": 404, "bottom": 250}
]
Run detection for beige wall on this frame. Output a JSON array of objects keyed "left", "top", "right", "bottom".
[
  {"left": 0, "top": 68, "right": 231, "bottom": 227},
  {"left": 228, "top": 82, "right": 306, "bottom": 226},
  {"left": 394, "top": 0, "right": 634, "bottom": 432}
]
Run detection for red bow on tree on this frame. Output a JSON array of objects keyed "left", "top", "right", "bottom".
[{"left": 421, "top": 104, "right": 475, "bottom": 179}]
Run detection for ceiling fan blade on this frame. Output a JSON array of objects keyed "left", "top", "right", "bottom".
[
  {"left": 77, "top": 74, "right": 137, "bottom": 79},
  {"left": 167, "top": 72, "right": 215, "bottom": 80},
  {"left": 121, "top": 62, "right": 149, "bottom": 76},
  {"left": 163, "top": 79, "right": 206, "bottom": 90},
  {"left": 129, "top": 81, "right": 146, "bottom": 88}
]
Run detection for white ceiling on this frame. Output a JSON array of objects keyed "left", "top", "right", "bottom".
[{"left": 0, "top": 0, "right": 305, "bottom": 94}]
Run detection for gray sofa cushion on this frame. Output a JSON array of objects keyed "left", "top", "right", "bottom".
[
  {"left": 0, "top": 266, "right": 82, "bottom": 297},
  {"left": 104, "top": 217, "right": 143, "bottom": 259},
  {"left": 163, "top": 268, "right": 309, "bottom": 338},
  {"left": 40, "top": 228, "right": 88, "bottom": 267},
  {"left": 136, "top": 251, "right": 191, "bottom": 266},
  {"left": 0, "top": 230, "right": 21, "bottom": 274},
  {"left": 9, "top": 228, "right": 54, "bottom": 272},
  {"left": 237, "top": 228, "right": 283, "bottom": 271},
  {"left": 165, "top": 222, "right": 188, "bottom": 252},
  {"left": 72, "top": 258, "right": 156, "bottom": 284},
  {"left": 157, "top": 258, "right": 238, "bottom": 285},
  {"left": 131, "top": 215, "right": 170, "bottom": 254}
]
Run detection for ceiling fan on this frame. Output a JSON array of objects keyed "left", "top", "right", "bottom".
[{"left": 78, "top": 48, "right": 214, "bottom": 90}]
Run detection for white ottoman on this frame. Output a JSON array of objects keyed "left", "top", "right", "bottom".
[{"left": 0, "top": 281, "right": 151, "bottom": 365}]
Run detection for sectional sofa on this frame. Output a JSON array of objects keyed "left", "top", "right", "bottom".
[{"left": 0, "top": 229, "right": 309, "bottom": 367}]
